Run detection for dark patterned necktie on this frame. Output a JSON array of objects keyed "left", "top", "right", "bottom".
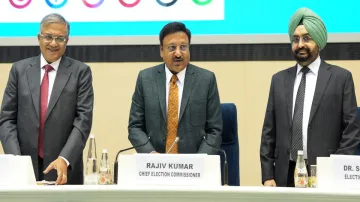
[{"left": 291, "top": 67, "right": 310, "bottom": 160}]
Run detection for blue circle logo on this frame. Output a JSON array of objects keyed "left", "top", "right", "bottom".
[
  {"left": 156, "top": 0, "right": 177, "bottom": 7},
  {"left": 45, "top": 0, "right": 68, "bottom": 9}
]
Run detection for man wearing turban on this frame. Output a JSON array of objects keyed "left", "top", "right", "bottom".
[{"left": 260, "top": 8, "right": 360, "bottom": 187}]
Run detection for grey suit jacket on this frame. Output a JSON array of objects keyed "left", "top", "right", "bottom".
[
  {"left": 260, "top": 60, "right": 360, "bottom": 187},
  {"left": 0, "top": 55, "right": 94, "bottom": 184},
  {"left": 128, "top": 63, "right": 222, "bottom": 154}
]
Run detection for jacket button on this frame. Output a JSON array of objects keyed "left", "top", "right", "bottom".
[
  {"left": 287, "top": 149, "right": 290, "bottom": 154},
  {"left": 33, "top": 148, "right": 37, "bottom": 152}
]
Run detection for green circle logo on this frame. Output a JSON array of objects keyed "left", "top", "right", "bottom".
[{"left": 193, "top": 0, "right": 212, "bottom": 6}]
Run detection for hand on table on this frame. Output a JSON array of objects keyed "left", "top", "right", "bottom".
[
  {"left": 264, "top": 179, "right": 276, "bottom": 187},
  {"left": 43, "top": 157, "right": 68, "bottom": 185}
]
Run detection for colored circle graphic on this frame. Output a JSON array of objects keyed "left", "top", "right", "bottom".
[
  {"left": 9, "top": 0, "right": 32, "bottom": 9},
  {"left": 193, "top": 0, "right": 212, "bottom": 6},
  {"left": 45, "top": 0, "right": 68, "bottom": 9},
  {"left": 83, "top": 0, "right": 104, "bottom": 8},
  {"left": 156, "top": 0, "right": 177, "bottom": 7},
  {"left": 119, "top": 0, "right": 140, "bottom": 8}
]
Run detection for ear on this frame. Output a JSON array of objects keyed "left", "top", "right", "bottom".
[
  {"left": 160, "top": 45, "right": 164, "bottom": 58},
  {"left": 37, "top": 34, "right": 41, "bottom": 42}
]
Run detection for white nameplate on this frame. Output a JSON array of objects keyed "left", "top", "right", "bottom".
[
  {"left": 136, "top": 154, "right": 204, "bottom": 185},
  {"left": 331, "top": 155, "right": 360, "bottom": 189},
  {"left": 0, "top": 155, "right": 36, "bottom": 186},
  {"left": 117, "top": 154, "right": 221, "bottom": 186}
]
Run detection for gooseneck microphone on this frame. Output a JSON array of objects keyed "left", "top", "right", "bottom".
[
  {"left": 113, "top": 136, "right": 151, "bottom": 184},
  {"left": 166, "top": 137, "right": 180, "bottom": 154},
  {"left": 202, "top": 136, "right": 228, "bottom": 186}
]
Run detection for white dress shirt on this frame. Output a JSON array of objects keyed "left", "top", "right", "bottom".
[
  {"left": 40, "top": 54, "right": 69, "bottom": 166},
  {"left": 292, "top": 56, "right": 321, "bottom": 159},
  {"left": 165, "top": 65, "right": 187, "bottom": 118}
]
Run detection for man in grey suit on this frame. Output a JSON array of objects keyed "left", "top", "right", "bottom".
[
  {"left": 128, "top": 22, "right": 222, "bottom": 154},
  {"left": 0, "top": 13, "right": 93, "bottom": 185},
  {"left": 260, "top": 8, "right": 360, "bottom": 187}
]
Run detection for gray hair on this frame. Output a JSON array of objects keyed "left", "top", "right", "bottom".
[{"left": 40, "top": 13, "right": 70, "bottom": 36}]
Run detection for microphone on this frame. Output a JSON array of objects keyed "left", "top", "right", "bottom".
[
  {"left": 113, "top": 135, "right": 151, "bottom": 184},
  {"left": 202, "top": 135, "right": 228, "bottom": 186},
  {"left": 166, "top": 137, "right": 180, "bottom": 153}
]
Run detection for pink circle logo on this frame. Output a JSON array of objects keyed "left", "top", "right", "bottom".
[
  {"left": 82, "top": 0, "right": 104, "bottom": 8},
  {"left": 9, "top": 0, "right": 32, "bottom": 9},
  {"left": 119, "top": 0, "right": 140, "bottom": 8}
]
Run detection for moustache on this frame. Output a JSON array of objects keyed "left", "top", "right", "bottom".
[
  {"left": 295, "top": 48, "right": 310, "bottom": 54},
  {"left": 173, "top": 57, "right": 183, "bottom": 61}
]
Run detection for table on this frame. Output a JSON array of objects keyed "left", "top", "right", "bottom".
[{"left": 0, "top": 185, "right": 359, "bottom": 202}]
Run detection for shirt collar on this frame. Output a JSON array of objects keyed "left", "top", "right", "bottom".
[
  {"left": 165, "top": 64, "right": 186, "bottom": 85},
  {"left": 40, "top": 54, "right": 61, "bottom": 71},
  {"left": 296, "top": 56, "right": 321, "bottom": 76}
]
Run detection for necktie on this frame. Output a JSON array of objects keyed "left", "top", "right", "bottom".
[
  {"left": 166, "top": 75, "right": 179, "bottom": 154},
  {"left": 291, "top": 67, "right": 310, "bottom": 161},
  {"left": 38, "top": 65, "right": 54, "bottom": 158}
]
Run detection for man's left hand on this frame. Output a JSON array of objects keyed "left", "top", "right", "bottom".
[{"left": 43, "top": 157, "right": 68, "bottom": 185}]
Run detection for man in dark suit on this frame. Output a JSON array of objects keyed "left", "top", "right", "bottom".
[
  {"left": 260, "top": 7, "right": 360, "bottom": 187},
  {"left": 0, "top": 13, "right": 93, "bottom": 185},
  {"left": 128, "top": 22, "right": 222, "bottom": 154}
]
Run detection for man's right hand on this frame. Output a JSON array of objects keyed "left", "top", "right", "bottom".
[
  {"left": 264, "top": 179, "right": 276, "bottom": 187},
  {"left": 150, "top": 151, "right": 159, "bottom": 154}
]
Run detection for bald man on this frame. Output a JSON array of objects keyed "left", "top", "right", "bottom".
[{"left": 260, "top": 7, "right": 360, "bottom": 187}]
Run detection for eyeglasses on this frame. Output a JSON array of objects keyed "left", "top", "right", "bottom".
[
  {"left": 292, "top": 35, "right": 313, "bottom": 44},
  {"left": 167, "top": 44, "right": 189, "bottom": 52},
  {"left": 39, "top": 33, "right": 68, "bottom": 43}
]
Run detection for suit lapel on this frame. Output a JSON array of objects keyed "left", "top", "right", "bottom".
[
  {"left": 45, "top": 56, "right": 72, "bottom": 121},
  {"left": 157, "top": 64, "right": 167, "bottom": 121},
  {"left": 308, "top": 61, "right": 331, "bottom": 125},
  {"left": 179, "top": 64, "right": 195, "bottom": 122},
  {"left": 285, "top": 65, "right": 297, "bottom": 126},
  {"left": 26, "top": 56, "right": 41, "bottom": 119}
]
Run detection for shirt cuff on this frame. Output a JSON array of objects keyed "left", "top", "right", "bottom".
[{"left": 59, "top": 156, "right": 70, "bottom": 167}]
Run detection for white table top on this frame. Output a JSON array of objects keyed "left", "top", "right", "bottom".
[{"left": 0, "top": 185, "right": 359, "bottom": 202}]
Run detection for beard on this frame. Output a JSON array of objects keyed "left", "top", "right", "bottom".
[{"left": 293, "top": 47, "right": 312, "bottom": 62}]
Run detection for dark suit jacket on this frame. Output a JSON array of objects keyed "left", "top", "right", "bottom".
[
  {"left": 260, "top": 60, "right": 360, "bottom": 187},
  {"left": 128, "top": 63, "right": 222, "bottom": 154},
  {"left": 0, "top": 55, "right": 94, "bottom": 184}
]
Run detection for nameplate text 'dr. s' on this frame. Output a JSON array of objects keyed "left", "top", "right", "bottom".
[{"left": 331, "top": 154, "right": 360, "bottom": 189}]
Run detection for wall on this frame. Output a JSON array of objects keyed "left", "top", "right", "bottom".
[{"left": 0, "top": 60, "right": 359, "bottom": 186}]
